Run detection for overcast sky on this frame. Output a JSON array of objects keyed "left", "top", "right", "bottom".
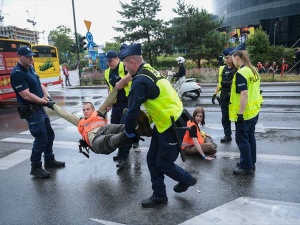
[{"left": 2, "top": 0, "right": 212, "bottom": 45}]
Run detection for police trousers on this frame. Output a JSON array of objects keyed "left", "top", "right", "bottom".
[
  {"left": 26, "top": 109, "right": 55, "bottom": 166},
  {"left": 235, "top": 114, "right": 259, "bottom": 170},
  {"left": 147, "top": 124, "right": 194, "bottom": 198}
]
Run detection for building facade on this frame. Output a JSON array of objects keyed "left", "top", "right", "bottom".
[
  {"left": 212, "top": 0, "right": 300, "bottom": 47},
  {"left": 0, "top": 26, "right": 37, "bottom": 44}
]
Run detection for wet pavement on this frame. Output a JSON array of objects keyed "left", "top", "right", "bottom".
[{"left": 0, "top": 70, "right": 300, "bottom": 225}]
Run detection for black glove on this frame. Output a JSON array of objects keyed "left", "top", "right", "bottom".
[
  {"left": 97, "top": 111, "right": 106, "bottom": 118},
  {"left": 47, "top": 96, "right": 53, "bottom": 101},
  {"left": 212, "top": 94, "right": 217, "bottom": 104},
  {"left": 46, "top": 101, "right": 55, "bottom": 110},
  {"left": 237, "top": 114, "right": 244, "bottom": 123}
]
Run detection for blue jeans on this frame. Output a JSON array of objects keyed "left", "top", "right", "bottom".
[
  {"left": 147, "top": 125, "right": 194, "bottom": 198},
  {"left": 26, "top": 109, "right": 55, "bottom": 166},
  {"left": 220, "top": 97, "right": 231, "bottom": 137},
  {"left": 235, "top": 114, "right": 259, "bottom": 170}
]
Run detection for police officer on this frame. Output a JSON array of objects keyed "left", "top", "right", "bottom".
[
  {"left": 212, "top": 47, "right": 236, "bottom": 143},
  {"left": 118, "top": 44, "right": 197, "bottom": 208},
  {"left": 10, "top": 46, "right": 65, "bottom": 178},
  {"left": 230, "top": 44, "right": 263, "bottom": 175},
  {"left": 104, "top": 50, "right": 133, "bottom": 169}
]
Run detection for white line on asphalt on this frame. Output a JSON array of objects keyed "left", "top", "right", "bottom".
[
  {"left": 1, "top": 138, "right": 300, "bottom": 163},
  {"left": 90, "top": 218, "right": 125, "bottom": 225},
  {"left": 0, "top": 149, "right": 31, "bottom": 170}
]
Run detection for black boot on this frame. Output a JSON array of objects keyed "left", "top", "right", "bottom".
[
  {"left": 44, "top": 156, "right": 65, "bottom": 168},
  {"left": 141, "top": 195, "right": 168, "bottom": 208},
  {"left": 220, "top": 136, "right": 232, "bottom": 143},
  {"left": 30, "top": 164, "right": 50, "bottom": 178},
  {"left": 173, "top": 177, "right": 197, "bottom": 193}
]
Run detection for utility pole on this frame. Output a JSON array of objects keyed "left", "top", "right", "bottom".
[
  {"left": 273, "top": 21, "right": 278, "bottom": 46},
  {"left": 72, "top": 0, "right": 81, "bottom": 85}
]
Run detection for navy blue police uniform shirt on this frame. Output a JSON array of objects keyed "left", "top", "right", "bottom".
[
  {"left": 235, "top": 66, "right": 248, "bottom": 93},
  {"left": 10, "top": 63, "right": 43, "bottom": 105},
  {"left": 125, "top": 65, "right": 159, "bottom": 135},
  {"left": 105, "top": 63, "right": 128, "bottom": 104}
]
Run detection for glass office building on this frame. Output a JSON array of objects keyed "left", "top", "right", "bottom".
[{"left": 212, "top": 0, "right": 300, "bottom": 47}]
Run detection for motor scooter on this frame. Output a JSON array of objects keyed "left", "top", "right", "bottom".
[{"left": 167, "top": 70, "right": 202, "bottom": 100}]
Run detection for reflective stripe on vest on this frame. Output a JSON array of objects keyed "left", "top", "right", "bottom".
[
  {"left": 137, "top": 64, "right": 183, "bottom": 133},
  {"left": 229, "top": 66, "right": 263, "bottom": 121},
  {"left": 182, "top": 120, "right": 204, "bottom": 149},
  {"left": 77, "top": 111, "right": 107, "bottom": 146},
  {"left": 104, "top": 62, "right": 131, "bottom": 96}
]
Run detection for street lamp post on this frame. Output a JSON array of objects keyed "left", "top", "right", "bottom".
[{"left": 273, "top": 21, "right": 278, "bottom": 46}]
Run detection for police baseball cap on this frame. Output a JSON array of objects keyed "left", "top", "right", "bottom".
[
  {"left": 118, "top": 43, "right": 142, "bottom": 61},
  {"left": 230, "top": 43, "right": 246, "bottom": 55},
  {"left": 104, "top": 50, "right": 118, "bottom": 60},
  {"left": 222, "top": 47, "right": 235, "bottom": 56},
  {"left": 17, "top": 46, "right": 36, "bottom": 56}
]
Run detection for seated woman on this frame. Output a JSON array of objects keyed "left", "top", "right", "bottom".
[{"left": 182, "top": 107, "right": 217, "bottom": 160}]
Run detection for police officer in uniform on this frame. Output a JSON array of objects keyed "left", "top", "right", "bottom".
[
  {"left": 104, "top": 50, "right": 133, "bottom": 169},
  {"left": 10, "top": 46, "right": 65, "bottom": 178},
  {"left": 212, "top": 47, "right": 236, "bottom": 143},
  {"left": 230, "top": 44, "right": 263, "bottom": 175},
  {"left": 118, "top": 44, "right": 197, "bottom": 208}
]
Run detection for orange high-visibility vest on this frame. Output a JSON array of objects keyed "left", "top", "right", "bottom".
[
  {"left": 77, "top": 111, "right": 107, "bottom": 146},
  {"left": 182, "top": 120, "right": 204, "bottom": 149}
]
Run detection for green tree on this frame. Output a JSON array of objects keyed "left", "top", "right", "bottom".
[
  {"left": 168, "top": 0, "right": 226, "bottom": 68},
  {"left": 48, "top": 25, "right": 75, "bottom": 64},
  {"left": 114, "top": 0, "right": 166, "bottom": 65},
  {"left": 246, "top": 27, "right": 271, "bottom": 65},
  {"left": 103, "top": 42, "right": 121, "bottom": 52}
]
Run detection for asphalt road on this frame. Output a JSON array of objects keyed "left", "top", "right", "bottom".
[{"left": 0, "top": 71, "right": 300, "bottom": 225}]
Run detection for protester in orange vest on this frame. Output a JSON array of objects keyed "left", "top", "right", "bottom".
[
  {"left": 55, "top": 101, "right": 151, "bottom": 156},
  {"left": 182, "top": 107, "right": 217, "bottom": 160}
]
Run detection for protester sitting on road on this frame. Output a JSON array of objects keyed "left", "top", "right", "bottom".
[
  {"left": 256, "top": 62, "right": 265, "bottom": 74},
  {"left": 52, "top": 101, "right": 152, "bottom": 156},
  {"left": 269, "top": 62, "right": 278, "bottom": 74},
  {"left": 182, "top": 107, "right": 217, "bottom": 160}
]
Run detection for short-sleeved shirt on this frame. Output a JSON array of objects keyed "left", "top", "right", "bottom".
[
  {"left": 10, "top": 63, "right": 43, "bottom": 105},
  {"left": 235, "top": 67, "right": 248, "bottom": 93},
  {"left": 106, "top": 63, "right": 128, "bottom": 104}
]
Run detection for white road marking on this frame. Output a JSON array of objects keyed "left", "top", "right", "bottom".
[
  {"left": 0, "top": 149, "right": 31, "bottom": 170},
  {"left": 178, "top": 197, "right": 300, "bottom": 225},
  {"left": 90, "top": 218, "right": 125, "bottom": 225}
]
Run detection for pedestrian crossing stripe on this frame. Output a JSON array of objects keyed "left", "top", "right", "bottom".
[{"left": 0, "top": 149, "right": 31, "bottom": 170}]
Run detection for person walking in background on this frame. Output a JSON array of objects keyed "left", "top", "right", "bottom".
[
  {"left": 62, "top": 65, "right": 72, "bottom": 86},
  {"left": 10, "top": 46, "right": 65, "bottom": 178},
  {"left": 118, "top": 43, "right": 197, "bottom": 208},
  {"left": 230, "top": 45, "right": 263, "bottom": 175},
  {"left": 104, "top": 50, "right": 133, "bottom": 169},
  {"left": 212, "top": 46, "right": 237, "bottom": 143},
  {"left": 182, "top": 107, "right": 217, "bottom": 160}
]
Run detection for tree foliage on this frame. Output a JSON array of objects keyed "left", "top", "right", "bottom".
[
  {"left": 49, "top": 25, "right": 75, "bottom": 64},
  {"left": 114, "top": 0, "right": 166, "bottom": 65},
  {"left": 103, "top": 42, "right": 121, "bottom": 52},
  {"left": 167, "top": 0, "right": 226, "bottom": 68}
]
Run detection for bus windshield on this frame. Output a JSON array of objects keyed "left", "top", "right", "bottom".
[{"left": 31, "top": 44, "right": 62, "bottom": 86}]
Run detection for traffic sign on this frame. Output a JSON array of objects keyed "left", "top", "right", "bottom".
[
  {"left": 86, "top": 32, "right": 93, "bottom": 43},
  {"left": 87, "top": 42, "right": 94, "bottom": 52}
]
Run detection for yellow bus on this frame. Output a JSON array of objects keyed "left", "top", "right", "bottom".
[{"left": 31, "top": 44, "right": 63, "bottom": 87}]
